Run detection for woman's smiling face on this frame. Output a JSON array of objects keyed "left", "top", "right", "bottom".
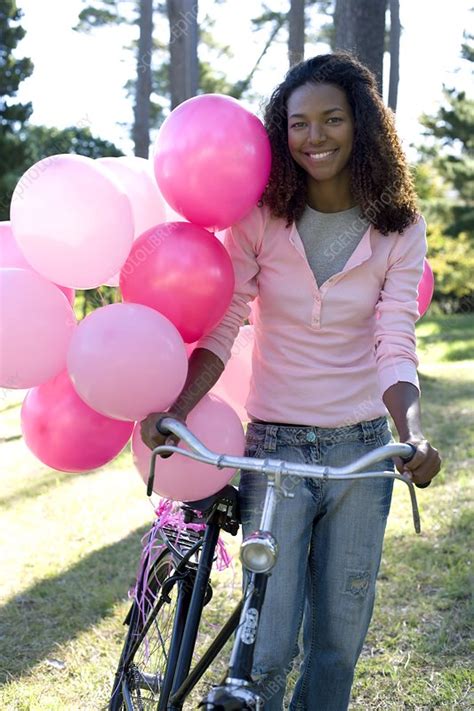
[{"left": 287, "top": 82, "right": 354, "bottom": 184}]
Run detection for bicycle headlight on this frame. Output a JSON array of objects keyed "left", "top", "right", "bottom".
[{"left": 240, "top": 531, "right": 278, "bottom": 573}]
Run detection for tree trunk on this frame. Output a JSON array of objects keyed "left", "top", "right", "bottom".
[
  {"left": 133, "top": 0, "right": 153, "bottom": 157},
  {"left": 288, "top": 0, "right": 305, "bottom": 67},
  {"left": 167, "top": 0, "right": 199, "bottom": 109},
  {"left": 388, "top": 0, "right": 400, "bottom": 111},
  {"left": 334, "top": 0, "right": 387, "bottom": 95}
]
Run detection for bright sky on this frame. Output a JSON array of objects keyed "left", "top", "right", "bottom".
[{"left": 15, "top": 0, "right": 473, "bottom": 159}]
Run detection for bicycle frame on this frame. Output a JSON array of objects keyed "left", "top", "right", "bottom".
[{"left": 143, "top": 418, "right": 421, "bottom": 710}]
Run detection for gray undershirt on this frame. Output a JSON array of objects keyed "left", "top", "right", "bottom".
[{"left": 296, "top": 204, "right": 370, "bottom": 288}]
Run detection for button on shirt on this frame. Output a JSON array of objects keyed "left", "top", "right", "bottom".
[{"left": 197, "top": 204, "right": 427, "bottom": 428}]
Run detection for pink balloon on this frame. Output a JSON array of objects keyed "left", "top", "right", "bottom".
[
  {"left": 153, "top": 94, "right": 271, "bottom": 230},
  {"left": 418, "top": 258, "right": 435, "bottom": 318},
  {"left": 67, "top": 302, "right": 188, "bottom": 421},
  {"left": 21, "top": 370, "right": 133, "bottom": 472},
  {"left": 10, "top": 154, "right": 134, "bottom": 289},
  {"left": 213, "top": 325, "right": 254, "bottom": 421},
  {"left": 132, "top": 393, "right": 245, "bottom": 501},
  {"left": 0, "top": 268, "right": 76, "bottom": 389},
  {"left": 98, "top": 157, "right": 167, "bottom": 287},
  {"left": 120, "top": 222, "right": 235, "bottom": 343},
  {"left": 0, "top": 221, "right": 75, "bottom": 305}
]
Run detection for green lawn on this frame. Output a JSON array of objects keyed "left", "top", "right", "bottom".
[{"left": 0, "top": 313, "right": 472, "bottom": 710}]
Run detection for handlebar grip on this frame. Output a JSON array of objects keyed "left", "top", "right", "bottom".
[
  {"left": 155, "top": 416, "right": 172, "bottom": 436},
  {"left": 400, "top": 442, "right": 417, "bottom": 463},
  {"left": 401, "top": 443, "right": 431, "bottom": 489}
]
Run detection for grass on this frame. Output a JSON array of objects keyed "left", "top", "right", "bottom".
[{"left": 0, "top": 313, "right": 473, "bottom": 710}]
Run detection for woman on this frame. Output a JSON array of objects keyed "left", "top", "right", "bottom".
[{"left": 141, "top": 52, "right": 441, "bottom": 710}]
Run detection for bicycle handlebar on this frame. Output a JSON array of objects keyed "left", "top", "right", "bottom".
[{"left": 148, "top": 417, "right": 422, "bottom": 533}]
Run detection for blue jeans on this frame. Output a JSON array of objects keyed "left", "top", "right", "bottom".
[{"left": 239, "top": 416, "right": 395, "bottom": 711}]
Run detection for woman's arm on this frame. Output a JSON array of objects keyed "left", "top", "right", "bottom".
[
  {"left": 140, "top": 347, "right": 224, "bottom": 451},
  {"left": 383, "top": 381, "right": 441, "bottom": 486}
]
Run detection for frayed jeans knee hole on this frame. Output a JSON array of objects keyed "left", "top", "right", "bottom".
[{"left": 344, "top": 569, "right": 371, "bottom": 597}]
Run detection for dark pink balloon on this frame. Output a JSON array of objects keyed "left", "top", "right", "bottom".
[
  {"left": 153, "top": 94, "right": 271, "bottom": 231},
  {"left": 0, "top": 221, "right": 75, "bottom": 305},
  {"left": 418, "top": 258, "right": 435, "bottom": 318},
  {"left": 21, "top": 371, "right": 133, "bottom": 472},
  {"left": 120, "top": 222, "right": 235, "bottom": 343}
]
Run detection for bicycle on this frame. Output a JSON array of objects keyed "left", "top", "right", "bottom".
[{"left": 109, "top": 416, "right": 422, "bottom": 711}]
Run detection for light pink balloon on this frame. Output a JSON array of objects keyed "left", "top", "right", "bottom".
[
  {"left": 0, "top": 221, "right": 75, "bottom": 305},
  {"left": 120, "top": 222, "right": 235, "bottom": 343},
  {"left": 21, "top": 370, "right": 133, "bottom": 472},
  {"left": 213, "top": 325, "right": 254, "bottom": 421},
  {"left": 0, "top": 268, "right": 76, "bottom": 389},
  {"left": 98, "top": 157, "right": 168, "bottom": 287},
  {"left": 67, "top": 302, "right": 188, "bottom": 421},
  {"left": 10, "top": 154, "right": 134, "bottom": 289},
  {"left": 418, "top": 258, "right": 435, "bottom": 318},
  {"left": 153, "top": 94, "right": 271, "bottom": 231},
  {"left": 132, "top": 393, "right": 245, "bottom": 501}
]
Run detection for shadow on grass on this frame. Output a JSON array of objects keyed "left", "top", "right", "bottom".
[
  {"left": 443, "top": 343, "right": 474, "bottom": 362},
  {"left": 0, "top": 467, "right": 86, "bottom": 510},
  {"left": 382, "top": 505, "right": 473, "bottom": 659},
  {"left": 0, "top": 524, "right": 149, "bottom": 685},
  {"left": 416, "top": 372, "right": 473, "bottom": 457}
]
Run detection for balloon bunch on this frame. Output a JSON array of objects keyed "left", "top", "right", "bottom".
[{"left": 1, "top": 94, "right": 271, "bottom": 500}]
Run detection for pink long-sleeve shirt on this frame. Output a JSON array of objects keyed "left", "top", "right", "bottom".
[{"left": 197, "top": 204, "right": 427, "bottom": 427}]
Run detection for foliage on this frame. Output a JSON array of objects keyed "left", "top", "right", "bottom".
[
  {"left": 0, "top": 0, "right": 33, "bottom": 218},
  {"left": 414, "top": 35, "right": 474, "bottom": 308},
  {"left": 425, "top": 223, "right": 474, "bottom": 306},
  {"left": 74, "top": 0, "right": 135, "bottom": 31},
  {"left": 0, "top": 0, "right": 33, "bottom": 125}
]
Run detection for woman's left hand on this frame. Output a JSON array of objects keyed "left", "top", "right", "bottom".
[{"left": 395, "top": 436, "right": 442, "bottom": 487}]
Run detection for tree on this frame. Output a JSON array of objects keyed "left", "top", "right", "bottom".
[
  {"left": 76, "top": 0, "right": 280, "bottom": 155},
  {"left": 76, "top": 0, "right": 154, "bottom": 157},
  {"left": 288, "top": 0, "right": 305, "bottom": 67},
  {"left": 0, "top": 0, "right": 34, "bottom": 217},
  {"left": 134, "top": 0, "right": 154, "bottom": 156},
  {"left": 414, "top": 35, "right": 474, "bottom": 309},
  {"left": 387, "top": 0, "right": 400, "bottom": 111},
  {"left": 167, "top": 0, "right": 199, "bottom": 109},
  {"left": 76, "top": 0, "right": 200, "bottom": 151},
  {"left": 333, "top": 0, "right": 386, "bottom": 93},
  {"left": 418, "top": 36, "right": 474, "bottom": 237}
]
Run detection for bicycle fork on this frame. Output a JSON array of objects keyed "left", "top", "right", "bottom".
[{"left": 200, "top": 478, "right": 285, "bottom": 710}]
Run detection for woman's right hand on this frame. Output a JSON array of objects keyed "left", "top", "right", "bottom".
[{"left": 140, "top": 410, "right": 185, "bottom": 458}]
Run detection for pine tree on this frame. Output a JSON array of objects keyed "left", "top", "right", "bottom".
[
  {"left": 0, "top": 0, "right": 34, "bottom": 217},
  {"left": 419, "top": 34, "right": 473, "bottom": 237},
  {"left": 415, "top": 34, "right": 474, "bottom": 309}
]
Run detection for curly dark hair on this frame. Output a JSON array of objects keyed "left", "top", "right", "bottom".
[{"left": 261, "top": 51, "right": 419, "bottom": 235}]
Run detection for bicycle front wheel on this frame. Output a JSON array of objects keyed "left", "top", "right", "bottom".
[{"left": 109, "top": 550, "right": 188, "bottom": 711}]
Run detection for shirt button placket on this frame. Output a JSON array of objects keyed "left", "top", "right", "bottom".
[{"left": 312, "top": 293, "right": 321, "bottom": 329}]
